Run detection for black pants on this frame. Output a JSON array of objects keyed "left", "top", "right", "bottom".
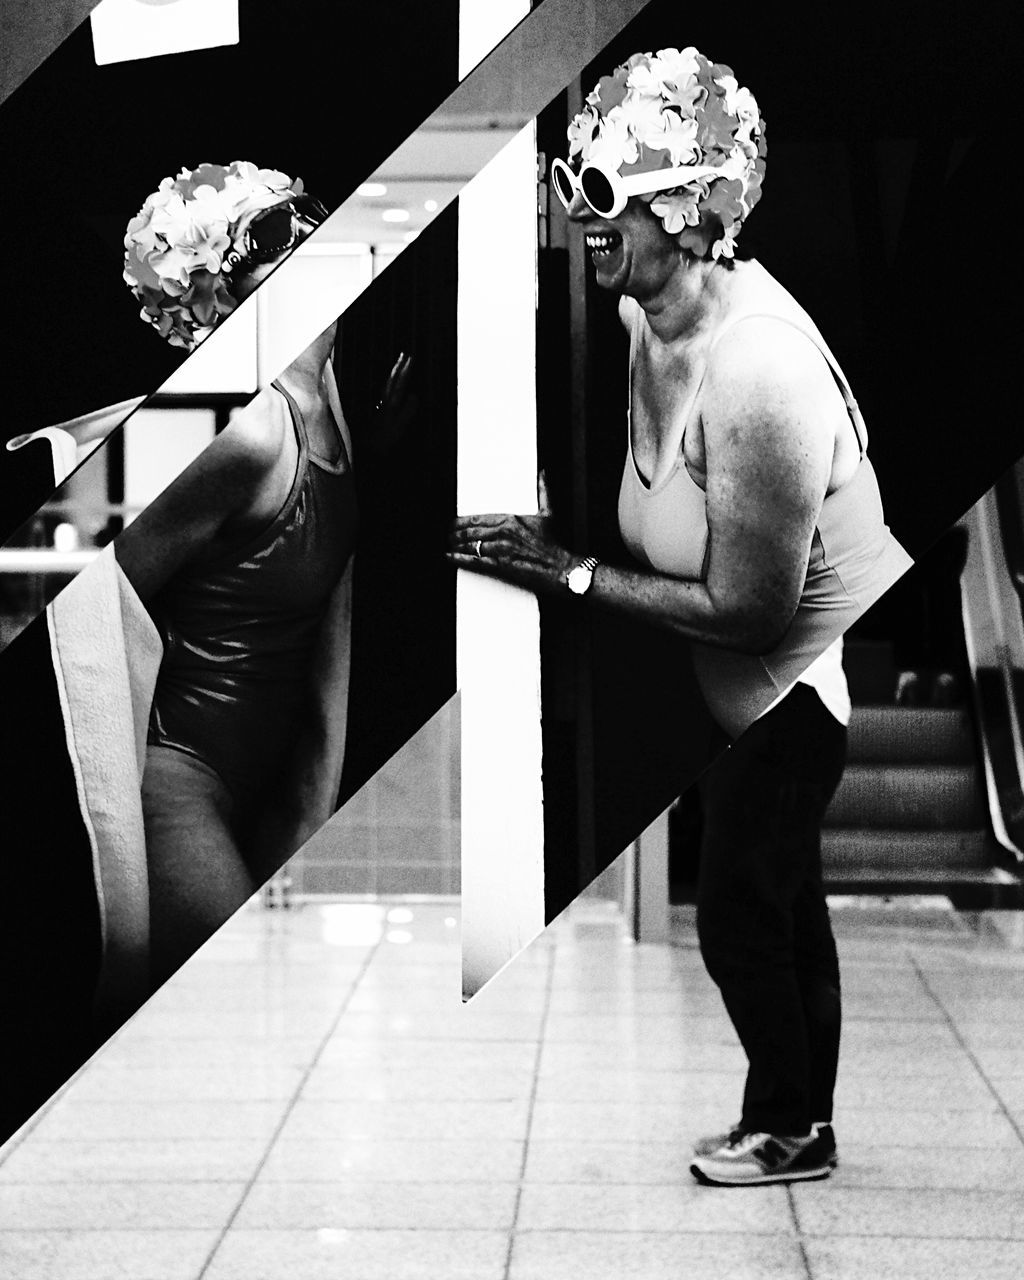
[{"left": 696, "top": 683, "right": 847, "bottom": 1136}]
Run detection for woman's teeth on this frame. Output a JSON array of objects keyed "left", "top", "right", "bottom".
[{"left": 586, "top": 232, "right": 621, "bottom": 259}]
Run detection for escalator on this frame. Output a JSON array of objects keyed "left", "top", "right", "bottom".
[{"left": 821, "top": 471, "right": 1024, "bottom": 907}]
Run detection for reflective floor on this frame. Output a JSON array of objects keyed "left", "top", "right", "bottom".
[{"left": 2, "top": 894, "right": 1024, "bottom": 1278}]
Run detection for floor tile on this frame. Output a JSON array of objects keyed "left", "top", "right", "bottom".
[
  {"left": 515, "top": 1182, "right": 793, "bottom": 1233},
  {"left": 793, "top": 1185, "right": 1024, "bottom": 1239},
  {"left": 528, "top": 1101, "right": 725, "bottom": 1144},
  {"left": 260, "top": 1138, "right": 524, "bottom": 1183},
  {"left": 203, "top": 1228, "right": 508, "bottom": 1280},
  {"left": 329, "top": 1011, "right": 544, "bottom": 1042},
  {"left": 0, "top": 1139, "right": 267, "bottom": 1185},
  {"left": 836, "top": 1045, "right": 978, "bottom": 1078},
  {"left": 805, "top": 1236, "right": 1024, "bottom": 1279},
  {"left": 0, "top": 1231, "right": 219, "bottom": 1280},
  {"left": 538, "top": 1040, "right": 747, "bottom": 1073},
  {"left": 60, "top": 1062, "right": 305, "bottom": 1103},
  {"left": 972, "top": 1047, "right": 1024, "bottom": 1079},
  {"left": 544, "top": 989, "right": 727, "bottom": 1016},
  {"left": 0, "top": 1181, "right": 244, "bottom": 1231},
  {"left": 985, "top": 1077, "right": 1024, "bottom": 1110},
  {"left": 277, "top": 1099, "right": 530, "bottom": 1142},
  {"left": 541, "top": 1013, "right": 736, "bottom": 1046},
  {"left": 951, "top": 1022, "right": 1024, "bottom": 1050},
  {"left": 523, "top": 1139, "right": 699, "bottom": 1185},
  {"left": 114, "top": 1008, "right": 341, "bottom": 1040},
  {"left": 315, "top": 1037, "right": 539, "bottom": 1073},
  {"left": 831, "top": 1107, "right": 1013, "bottom": 1148},
  {"left": 26, "top": 1100, "right": 288, "bottom": 1144},
  {"left": 533, "top": 1067, "right": 741, "bottom": 1105},
  {"left": 830, "top": 1145, "right": 1024, "bottom": 1191},
  {"left": 839, "top": 1020, "right": 960, "bottom": 1049},
  {"left": 508, "top": 1231, "right": 807, "bottom": 1280},
  {"left": 234, "top": 1180, "right": 517, "bottom": 1230},
  {"left": 89, "top": 1036, "right": 323, "bottom": 1070},
  {"left": 300, "top": 1062, "right": 535, "bottom": 1102},
  {"left": 833, "top": 1069, "right": 995, "bottom": 1109}
]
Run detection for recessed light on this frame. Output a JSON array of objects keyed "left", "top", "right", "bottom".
[
  {"left": 382, "top": 208, "right": 410, "bottom": 223},
  {"left": 402, "top": 230, "right": 420, "bottom": 243},
  {"left": 424, "top": 198, "right": 439, "bottom": 212},
  {"left": 357, "top": 182, "right": 387, "bottom": 198}
]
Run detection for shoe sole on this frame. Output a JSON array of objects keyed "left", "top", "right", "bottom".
[{"left": 689, "top": 1161, "right": 833, "bottom": 1187}]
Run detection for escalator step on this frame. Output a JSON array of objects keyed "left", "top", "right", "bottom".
[
  {"left": 826, "top": 763, "right": 983, "bottom": 829},
  {"left": 847, "top": 706, "right": 974, "bottom": 764},
  {"left": 842, "top": 639, "right": 897, "bottom": 705},
  {"left": 822, "top": 828, "right": 991, "bottom": 871}
]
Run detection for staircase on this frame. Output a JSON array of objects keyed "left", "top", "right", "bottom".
[{"left": 822, "top": 639, "right": 1023, "bottom": 906}]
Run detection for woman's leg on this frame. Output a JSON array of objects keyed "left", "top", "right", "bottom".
[
  {"left": 142, "top": 746, "right": 256, "bottom": 989},
  {"left": 791, "top": 708, "right": 846, "bottom": 1127},
  {"left": 696, "top": 685, "right": 846, "bottom": 1136}
]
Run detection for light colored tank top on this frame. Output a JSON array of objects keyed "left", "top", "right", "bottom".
[{"left": 617, "top": 297, "right": 912, "bottom": 739}]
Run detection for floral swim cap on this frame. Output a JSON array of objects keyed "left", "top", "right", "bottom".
[
  {"left": 123, "top": 161, "right": 305, "bottom": 350},
  {"left": 567, "top": 48, "right": 767, "bottom": 261}
]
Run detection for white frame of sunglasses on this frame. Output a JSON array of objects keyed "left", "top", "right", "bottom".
[{"left": 551, "top": 156, "right": 724, "bottom": 219}]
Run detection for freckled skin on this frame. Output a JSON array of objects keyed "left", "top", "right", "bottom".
[{"left": 449, "top": 192, "right": 859, "bottom": 658}]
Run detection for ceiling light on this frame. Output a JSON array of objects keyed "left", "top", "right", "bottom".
[
  {"left": 424, "top": 199, "right": 439, "bottom": 212},
  {"left": 382, "top": 208, "right": 410, "bottom": 223},
  {"left": 357, "top": 182, "right": 388, "bottom": 198},
  {"left": 90, "top": 0, "right": 239, "bottom": 65}
]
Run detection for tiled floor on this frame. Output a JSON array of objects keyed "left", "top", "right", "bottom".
[{"left": 2, "top": 895, "right": 1024, "bottom": 1278}]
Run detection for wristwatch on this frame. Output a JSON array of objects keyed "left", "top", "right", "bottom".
[{"left": 566, "top": 555, "right": 600, "bottom": 596}]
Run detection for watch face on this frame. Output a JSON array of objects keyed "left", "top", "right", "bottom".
[{"left": 567, "top": 565, "right": 590, "bottom": 595}]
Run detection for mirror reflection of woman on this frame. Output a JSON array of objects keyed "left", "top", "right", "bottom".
[
  {"left": 117, "top": 162, "right": 409, "bottom": 985},
  {"left": 450, "top": 49, "right": 911, "bottom": 1188}
]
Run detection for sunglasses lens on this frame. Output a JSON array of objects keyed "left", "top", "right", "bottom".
[
  {"left": 551, "top": 164, "right": 575, "bottom": 208},
  {"left": 293, "top": 194, "right": 328, "bottom": 226},
  {"left": 248, "top": 206, "right": 296, "bottom": 258},
  {"left": 579, "top": 167, "right": 616, "bottom": 216}
]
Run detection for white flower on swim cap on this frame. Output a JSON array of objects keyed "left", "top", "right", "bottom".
[
  {"left": 123, "top": 160, "right": 306, "bottom": 350},
  {"left": 566, "top": 47, "right": 767, "bottom": 260}
]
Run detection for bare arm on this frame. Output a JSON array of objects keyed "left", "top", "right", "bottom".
[
  {"left": 449, "top": 321, "right": 837, "bottom": 655},
  {"left": 112, "top": 399, "right": 285, "bottom": 603}
]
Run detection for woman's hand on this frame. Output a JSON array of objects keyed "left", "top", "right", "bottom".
[
  {"left": 448, "top": 511, "right": 576, "bottom": 596},
  {"left": 372, "top": 351, "right": 417, "bottom": 451}
]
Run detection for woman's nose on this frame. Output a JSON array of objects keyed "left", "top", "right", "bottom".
[{"left": 565, "top": 192, "right": 594, "bottom": 223}]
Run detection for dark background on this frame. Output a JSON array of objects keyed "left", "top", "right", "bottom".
[
  {"left": 335, "top": 204, "right": 458, "bottom": 806},
  {"left": 536, "top": 0, "right": 1018, "bottom": 919},
  {"left": 0, "top": 0, "right": 460, "bottom": 538}
]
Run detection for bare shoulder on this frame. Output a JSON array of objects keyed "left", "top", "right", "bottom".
[
  {"left": 703, "top": 316, "right": 840, "bottom": 432},
  {"left": 214, "top": 388, "right": 289, "bottom": 477}
]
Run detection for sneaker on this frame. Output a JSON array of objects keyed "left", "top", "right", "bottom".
[
  {"left": 694, "top": 1121, "right": 837, "bottom": 1166},
  {"left": 693, "top": 1123, "right": 747, "bottom": 1159},
  {"left": 812, "top": 1122, "right": 839, "bottom": 1169},
  {"left": 690, "top": 1129, "right": 834, "bottom": 1186}
]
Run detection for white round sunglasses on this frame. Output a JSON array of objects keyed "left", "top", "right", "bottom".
[{"left": 551, "top": 156, "right": 723, "bottom": 219}]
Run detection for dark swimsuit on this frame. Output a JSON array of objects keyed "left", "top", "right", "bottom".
[{"left": 147, "top": 380, "right": 357, "bottom": 804}]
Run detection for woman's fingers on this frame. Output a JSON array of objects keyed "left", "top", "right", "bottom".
[
  {"left": 537, "top": 468, "right": 553, "bottom": 517},
  {"left": 450, "top": 514, "right": 517, "bottom": 543}
]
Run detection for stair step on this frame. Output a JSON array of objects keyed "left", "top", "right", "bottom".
[
  {"left": 823, "top": 864, "right": 1024, "bottom": 909},
  {"left": 822, "top": 828, "right": 990, "bottom": 872},
  {"left": 826, "top": 764, "right": 983, "bottom": 829},
  {"left": 847, "top": 706, "right": 974, "bottom": 765}
]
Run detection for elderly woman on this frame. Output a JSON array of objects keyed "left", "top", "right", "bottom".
[
  {"left": 115, "top": 162, "right": 408, "bottom": 984},
  {"left": 450, "top": 49, "right": 911, "bottom": 1186}
]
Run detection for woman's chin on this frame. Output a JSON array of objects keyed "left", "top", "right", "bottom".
[{"left": 591, "top": 245, "right": 627, "bottom": 292}]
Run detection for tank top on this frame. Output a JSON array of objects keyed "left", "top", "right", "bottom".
[
  {"left": 617, "top": 293, "right": 912, "bottom": 739},
  {"left": 147, "top": 378, "right": 358, "bottom": 801}
]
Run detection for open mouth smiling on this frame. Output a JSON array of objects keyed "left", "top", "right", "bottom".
[{"left": 585, "top": 230, "right": 622, "bottom": 259}]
